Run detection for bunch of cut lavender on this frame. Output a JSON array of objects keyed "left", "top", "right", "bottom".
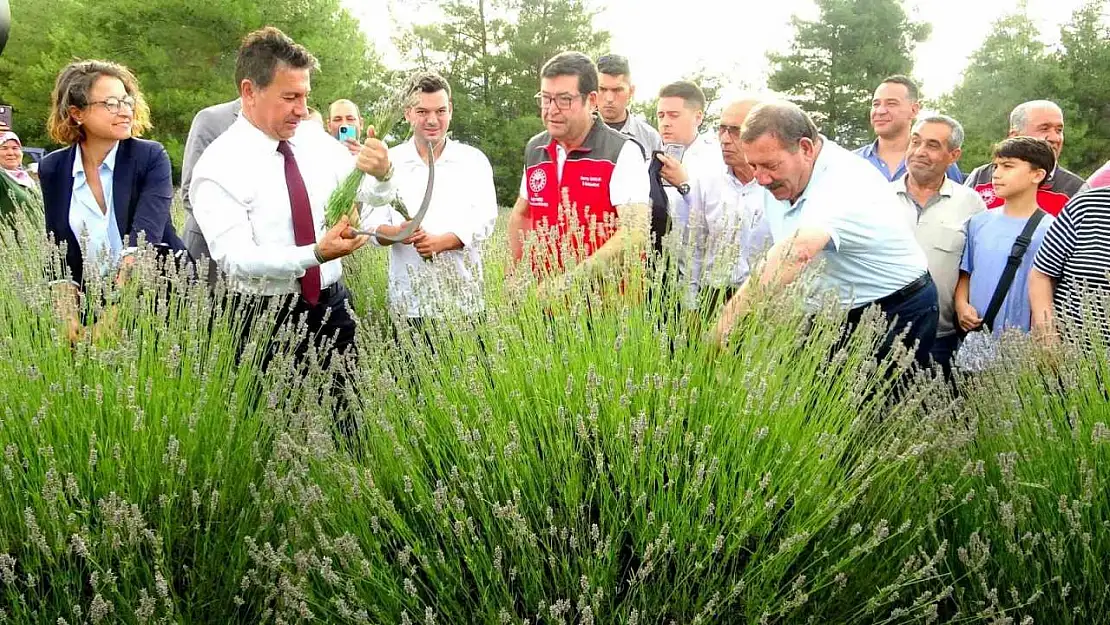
[{"left": 325, "top": 83, "right": 411, "bottom": 227}]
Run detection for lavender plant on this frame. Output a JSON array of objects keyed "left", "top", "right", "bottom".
[{"left": 0, "top": 193, "right": 1108, "bottom": 624}]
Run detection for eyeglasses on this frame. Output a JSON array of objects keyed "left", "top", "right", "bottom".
[
  {"left": 534, "top": 92, "right": 583, "bottom": 111},
  {"left": 717, "top": 124, "right": 742, "bottom": 139},
  {"left": 90, "top": 96, "right": 137, "bottom": 115}
]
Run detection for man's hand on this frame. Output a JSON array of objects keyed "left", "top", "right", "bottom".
[
  {"left": 655, "top": 153, "right": 689, "bottom": 187},
  {"left": 356, "top": 126, "right": 391, "bottom": 179},
  {"left": 409, "top": 231, "right": 463, "bottom": 258},
  {"left": 317, "top": 216, "right": 369, "bottom": 262},
  {"left": 0, "top": 122, "right": 10, "bottom": 133},
  {"left": 342, "top": 138, "right": 361, "bottom": 156},
  {"left": 955, "top": 300, "right": 982, "bottom": 333}
]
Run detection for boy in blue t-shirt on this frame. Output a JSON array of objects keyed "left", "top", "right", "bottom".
[{"left": 955, "top": 137, "right": 1055, "bottom": 336}]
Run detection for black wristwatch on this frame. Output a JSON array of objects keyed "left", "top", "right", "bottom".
[{"left": 676, "top": 182, "right": 691, "bottom": 196}]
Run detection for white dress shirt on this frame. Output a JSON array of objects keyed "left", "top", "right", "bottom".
[
  {"left": 69, "top": 142, "right": 123, "bottom": 275},
  {"left": 704, "top": 168, "right": 779, "bottom": 288},
  {"left": 190, "top": 115, "right": 390, "bottom": 297},
  {"left": 364, "top": 138, "right": 498, "bottom": 318},
  {"left": 662, "top": 134, "right": 728, "bottom": 306}
]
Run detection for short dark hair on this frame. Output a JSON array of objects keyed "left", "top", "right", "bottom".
[
  {"left": 235, "top": 27, "right": 318, "bottom": 90},
  {"left": 596, "top": 54, "right": 631, "bottom": 78},
  {"left": 992, "top": 136, "right": 1057, "bottom": 183},
  {"left": 740, "top": 100, "right": 820, "bottom": 151},
  {"left": 406, "top": 71, "right": 452, "bottom": 106},
  {"left": 540, "top": 51, "right": 598, "bottom": 95},
  {"left": 879, "top": 75, "right": 920, "bottom": 102},
  {"left": 658, "top": 81, "right": 706, "bottom": 112}
]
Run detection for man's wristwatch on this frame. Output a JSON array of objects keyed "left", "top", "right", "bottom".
[
  {"left": 676, "top": 182, "right": 691, "bottom": 196},
  {"left": 379, "top": 163, "right": 395, "bottom": 182}
]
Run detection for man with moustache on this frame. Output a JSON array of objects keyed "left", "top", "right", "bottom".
[
  {"left": 363, "top": 72, "right": 498, "bottom": 323},
  {"left": 713, "top": 100, "right": 938, "bottom": 370},
  {"left": 508, "top": 51, "right": 650, "bottom": 282}
]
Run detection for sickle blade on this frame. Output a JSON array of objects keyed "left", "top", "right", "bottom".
[{"left": 356, "top": 139, "right": 436, "bottom": 242}]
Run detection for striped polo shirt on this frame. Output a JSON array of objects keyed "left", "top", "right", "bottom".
[{"left": 1032, "top": 187, "right": 1110, "bottom": 341}]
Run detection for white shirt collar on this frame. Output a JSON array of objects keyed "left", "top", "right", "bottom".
[
  {"left": 72, "top": 141, "right": 120, "bottom": 178},
  {"left": 396, "top": 137, "right": 457, "bottom": 165},
  {"left": 233, "top": 113, "right": 299, "bottom": 155},
  {"left": 792, "top": 135, "right": 834, "bottom": 210}
]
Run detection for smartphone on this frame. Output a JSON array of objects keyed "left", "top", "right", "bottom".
[
  {"left": 337, "top": 124, "right": 357, "bottom": 143},
  {"left": 663, "top": 143, "right": 686, "bottom": 162},
  {"left": 0, "top": 105, "right": 12, "bottom": 129}
]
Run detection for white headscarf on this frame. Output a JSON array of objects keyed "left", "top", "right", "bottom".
[{"left": 0, "top": 132, "right": 36, "bottom": 188}]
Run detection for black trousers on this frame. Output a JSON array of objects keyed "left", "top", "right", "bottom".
[{"left": 231, "top": 283, "right": 359, "bottom": 433}]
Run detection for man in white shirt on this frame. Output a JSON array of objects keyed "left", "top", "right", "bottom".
[
  {"left": 191, "top": 27, "right": 392, "bottom": 371},
  {"left": 653, "top": 80, "right": 725, "bottom": 308},
  {"left": 704, "top": 97, "right": 779, "bottom": 298},
  {"left": 364, "top": 72, "right": 498, "bottom": 322},
  {"left": 714, "top": 100, "right": 938, "bottom": 370}
]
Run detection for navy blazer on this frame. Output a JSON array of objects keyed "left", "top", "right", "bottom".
[{"left": 40, "top": 137, "right": 185, "bottom": 284}]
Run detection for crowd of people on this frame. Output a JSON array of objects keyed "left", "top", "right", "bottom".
[{"left": 2, "top": 25, "right": 1109, "bottom": 387}]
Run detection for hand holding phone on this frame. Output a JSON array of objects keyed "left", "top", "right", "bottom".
[
  {"left": 663, "top": 143, "right": 686, "bottom": 162},
  {"left": 337, "top": 124, "right": 358, "bottom": 143},
  {"left": 0, "top": 105, "right": 12, "bottom": 131}
]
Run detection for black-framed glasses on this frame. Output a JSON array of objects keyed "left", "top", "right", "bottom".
[
  {"left": 90, "top": 96, "right": 136, "bottom": 115},
  {"left": 717, "top": 123, "right": 742, "bottom": 139},
  {"left": 534, "top": 92, "right": 583, "bottom": 111}
]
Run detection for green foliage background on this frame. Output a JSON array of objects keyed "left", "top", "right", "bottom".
[{"left": 1, "top": 0, "right": 1109, "bottom": 192}]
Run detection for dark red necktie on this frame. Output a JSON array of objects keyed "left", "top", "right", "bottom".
[{"left": 277, "top": 140, "right": 321, "bottom": 307}]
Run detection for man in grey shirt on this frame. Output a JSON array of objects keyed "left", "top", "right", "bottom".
[
  {"left": 596, "top": 54, "right": 662, "bottom": 157},
  {"left": 181, "top": 98, "right": 241, "bottom": 283}
]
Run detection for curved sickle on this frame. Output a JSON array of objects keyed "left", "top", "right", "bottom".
[{"left": 354, "top": 139, "right": 435, "bottom": 242}]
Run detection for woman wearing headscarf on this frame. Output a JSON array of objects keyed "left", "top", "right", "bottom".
[{"left": 0, "top": 129, "right": 38, "bottom": 222}]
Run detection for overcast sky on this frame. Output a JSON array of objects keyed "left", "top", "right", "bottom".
[{"left": 345, "top": 0, "right": 1087, "bottom": 104}]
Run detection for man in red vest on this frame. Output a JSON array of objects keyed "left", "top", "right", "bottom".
[{"left": 508, "top": 51, "right": 650, "bottom": 281}]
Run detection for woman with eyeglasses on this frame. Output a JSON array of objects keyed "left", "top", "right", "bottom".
[{"left": 39, "top": 59, "right": 184, "bottom": 288}]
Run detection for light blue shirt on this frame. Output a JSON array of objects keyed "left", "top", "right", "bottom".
[
  {"left": 960, "top": 209, "right": 1053, "bottom": 335},
  {"left": 764, "top": 138, "right": 929, "bottom": 308},
  {"left": 854, "top": 140, "right": 964, "bottom": 184},
  {"left": 68, "top": 142, "right": 122, "bottom": 274}
]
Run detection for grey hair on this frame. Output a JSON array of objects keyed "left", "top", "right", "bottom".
[
  {"left": 739, "top": 100, "right": 819, "bottom": 150},
  {"left": 1009, "top": 100, "right": 1062, "bottom": 132},
  {"left": 912, "top": 114, "right": 965, "bottom": 150}
]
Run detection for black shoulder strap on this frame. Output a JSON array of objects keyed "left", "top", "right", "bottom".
[{"left": 982, "top": 209, "right": 1047, "bottom": 331}]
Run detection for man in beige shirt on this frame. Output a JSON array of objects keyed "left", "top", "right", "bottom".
[{"left": 892, "top": 114, "right": 986, "bottom": 372}]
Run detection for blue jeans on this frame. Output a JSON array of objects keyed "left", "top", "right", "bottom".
[{"left": 846, "top": 275, "right": 940, "bottom": 371}]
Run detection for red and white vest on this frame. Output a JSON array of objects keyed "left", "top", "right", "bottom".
[{"left": 522, "top": 121, "right": 632, "bottom": 273}]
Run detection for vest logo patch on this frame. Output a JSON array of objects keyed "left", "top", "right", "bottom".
[
  {"left": 978, "top": 186, "right": 996, "bottom": 205},
  {"left": 529, "top": 168, "right": 548, "bottom": 194}
]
